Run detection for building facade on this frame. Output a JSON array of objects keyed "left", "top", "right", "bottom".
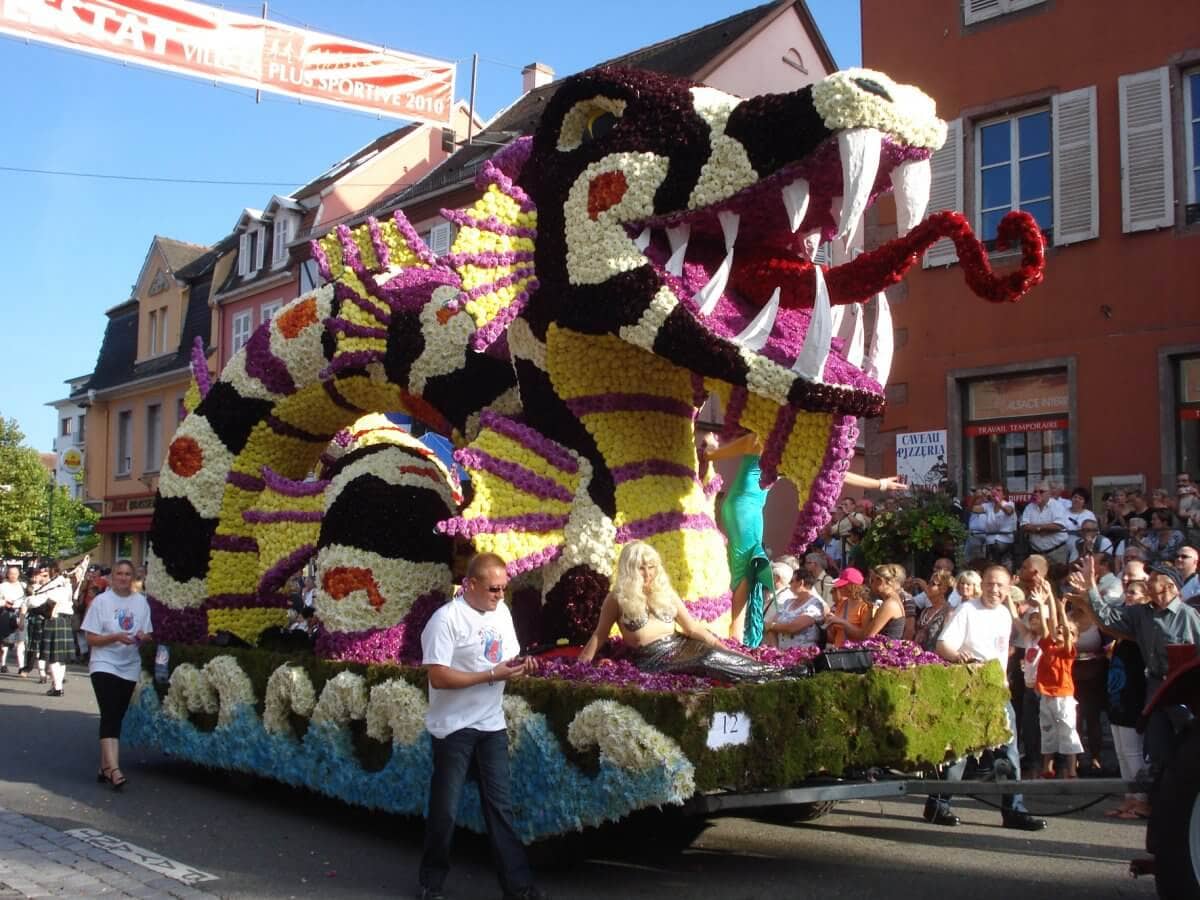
[
  {"left": 861, "top": 0, "right": 1200, "bottom": 503},
  {"left": 46, "top": 374, "right": 89, "bottom": 501}
]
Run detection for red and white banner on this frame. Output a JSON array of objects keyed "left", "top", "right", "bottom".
[
  {"left": 963, "top": 417, "right": 1069, "bottom": 438},
  {"left": 0, "top": 0, "right": 455, "bottom": 124}
]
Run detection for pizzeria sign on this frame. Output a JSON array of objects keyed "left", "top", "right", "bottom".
[{"left": 0, "top": 0, "right": 456, "bottom": 124}]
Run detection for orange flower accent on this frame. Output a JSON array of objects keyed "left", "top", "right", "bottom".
[
  {"left": 167, "top": 436, "right": 204, "bottom": 477},
  {"left": 323, "top": 566, "right": 387, "bottom": 611},
  {"left": 588, "top": 171, "right": 627, "bottom": 220},
  {"left": 276, "top": 298, "right": 319, "bottom": 339}
]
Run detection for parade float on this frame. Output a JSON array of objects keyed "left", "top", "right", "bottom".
[{"left": 129, "top": 65, "right": 1045, "bottom": 841}]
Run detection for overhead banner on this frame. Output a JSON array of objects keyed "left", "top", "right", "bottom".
[{"left": 0, "top": 0, "right": 455, "bottom": 124}]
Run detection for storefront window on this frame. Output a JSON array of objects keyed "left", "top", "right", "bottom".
[
  {"left": 116, "top": 533, "right": 134, "bottom": 560},
  {"left": 1179, "top": 357, "right": 1200, "bottom": 476},
  {"left": 963, "top": 371, "right": 1069, "bottom": 501}
]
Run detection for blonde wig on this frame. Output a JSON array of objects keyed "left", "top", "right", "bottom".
[{"left": 613, "top": 541, "right": 679, "bottom": 625}]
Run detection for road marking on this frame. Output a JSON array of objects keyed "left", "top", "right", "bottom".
[{"left": 64, "top": 828, "right": 218, "bottom": 884}]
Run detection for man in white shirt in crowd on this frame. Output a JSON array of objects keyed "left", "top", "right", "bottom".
[
  {"left": 1178, "top": 546, "right": 1199, "bottom": 606},
  {"left": 0, "top": 566, "right": 27, "bottom": 674},
  {"left": 1021, "top": 481, "right": 1071, "bottom": 565},
  {"left": 928, "top": 565, "right": 1047, "bottom": 832},
  {"left": 418, "top": 553, "right": 545, "bottom": 900},
  {"left": 985, "top": 485, "right": 1017, "bottom": 567},
  {"left": 803, "top": 552, "right": 835, "bottom": 607}
]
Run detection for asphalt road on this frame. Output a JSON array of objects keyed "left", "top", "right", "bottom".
[{"left": 0, "top": 664, "right": 1159, "bottom": 899}]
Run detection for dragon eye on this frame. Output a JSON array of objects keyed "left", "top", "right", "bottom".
[
  {"left": 582, "top": 110, "right": 618, "bottom": 144},
  {"left": 556, "top": 97, "right": 626, "bottom": 151}
]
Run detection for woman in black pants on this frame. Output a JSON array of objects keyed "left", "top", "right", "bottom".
[{"left": 81, "top": 560, "right": 152, "bottom": 790}]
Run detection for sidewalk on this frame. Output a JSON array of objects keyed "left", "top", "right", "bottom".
[{"left": 0, "top": 807, "right": 218, "bottom": 899}]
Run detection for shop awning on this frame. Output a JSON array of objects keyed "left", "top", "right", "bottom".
[{"left": 95, "top": 515, "right": 154, "bottom": 534}]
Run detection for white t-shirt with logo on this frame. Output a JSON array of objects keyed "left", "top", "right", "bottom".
[
  {"left": 421, "top": 596, "right": 520, "bottom": 739},
  {"left": 0, "top": 581, "right": 26, "bottom": 610},
  {"left": 81, "top": 589, "right": 153, "bottom": 682},
  {"left": 937, "top": 598, "right": 1013, "bottom": 666}
]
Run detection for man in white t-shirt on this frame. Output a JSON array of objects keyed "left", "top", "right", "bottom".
[
  {"left": 0, "top": 566, "right": 27, "bottom": 673},
  {"left": 1021, "top": 482, "right": 1071, "bottom": 564},
  {"left": 418, "top": 553, "right": 544, "bottom": 900},
  {"left": 928, "top": 565, "right": 1047, "bottom": 832}
]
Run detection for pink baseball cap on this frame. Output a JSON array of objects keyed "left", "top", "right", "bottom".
[{"left": 832, "top": 567, "right": 864, "bottom": 588}]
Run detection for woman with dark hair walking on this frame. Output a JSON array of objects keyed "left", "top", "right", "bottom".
[{"left": 82, "top": 560, "right": 152, "bottom": 789}]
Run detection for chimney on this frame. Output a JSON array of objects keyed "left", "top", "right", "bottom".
[{"left": 522, "top": 62, "right": 554, "bottom": 94}]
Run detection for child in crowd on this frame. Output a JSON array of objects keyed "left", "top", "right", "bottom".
[{"left": 1030, "top": 580, "right": 1084, "bottom": 778}]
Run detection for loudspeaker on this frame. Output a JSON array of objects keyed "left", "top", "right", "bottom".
[{"left": 813, "top": 648, "right": 874, "bottom": 674}]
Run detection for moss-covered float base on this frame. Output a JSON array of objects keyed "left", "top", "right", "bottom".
[{"left": 126, "top": 643, "right": 1009, "bottom": 842}]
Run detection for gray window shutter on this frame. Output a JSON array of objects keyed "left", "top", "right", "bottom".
[
  {"left": 429, "top": 222, "right": 453, "bottom": 256},
  {"left": 923, "top": 118, "right": 963, "bottom": 268},
  {"left": 1051, "top": 86, "right": 1099, "bottom": 245},
  {"left": 1119, "top": 67, "right": 1175, "bottom": 233},
  {"left": 964, "top": 0, "right": 1003, "bottom": 24},
  {"left": 254, "top": 226, "right": 266, "bottom": 272},
  {"left": 237, "top": 233, "right": 250, "bottom": 277}
]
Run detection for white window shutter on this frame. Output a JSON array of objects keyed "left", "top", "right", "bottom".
[
  {"left": 1119, "top": 67, "right": 1175, "bottom": 233},
  {"left": 238, "top": 234, "right": 250, "bottom": 277},
  {"left": 429, "top": 222, "right": 453, "bottom": 256},
  {"left": 272, "top": 222, "right": 286, "bottom": 267},
  {"left": 254, "top": 227, "right": 266, "bottom": 272},
  {"left": 923, "top": 118, "right": 963, "bottom": 268},
  {"left": 1008, "top": 0, "right": 1047, "bottom": 10},
  {"left": 1051, "top": 86, "right": 1098, "bottom": 245},
  {"left": 964, "top": 0, "right": 1003, "bottom": 25}
]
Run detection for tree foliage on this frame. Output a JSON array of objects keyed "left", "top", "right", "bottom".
[{"left": 0, "top": 415, "right": 98, "bottom": 559}]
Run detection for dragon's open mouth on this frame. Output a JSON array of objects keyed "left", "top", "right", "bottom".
[{"left": 625, "top": 131, "right": 932, "bottom": 398}]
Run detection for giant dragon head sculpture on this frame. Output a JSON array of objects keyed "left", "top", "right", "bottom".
[{"left": 148, "top": 65, "right": 1043, "bottom": 650}]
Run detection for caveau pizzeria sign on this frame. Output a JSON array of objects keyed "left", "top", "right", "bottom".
[{"left": 0, "top": 0, "right": 455, "bottom": 124}]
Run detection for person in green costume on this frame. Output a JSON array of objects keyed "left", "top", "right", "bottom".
[{"left": 702, "top": 431, "right": 910, "bottom": 646}]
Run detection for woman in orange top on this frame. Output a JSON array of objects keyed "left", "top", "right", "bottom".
[{"left": 825, "top": 568, "right": 871, "bottom": 648}]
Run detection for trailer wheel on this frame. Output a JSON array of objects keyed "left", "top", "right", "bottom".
[{"left": 1153, "top": 729, "right": 1200, "bottom": 900}]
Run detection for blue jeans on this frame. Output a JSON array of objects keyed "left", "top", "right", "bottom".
[
  {"left": 419, "top": 727, "right": 532, "bottom": 895},
  {"left": 933, "top": 702, "right": 1027, "bottom": 816}
]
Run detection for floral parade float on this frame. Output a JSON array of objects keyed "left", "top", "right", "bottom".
[{"left": 130, "top": 67, "right": 1043, "bottom": 840}]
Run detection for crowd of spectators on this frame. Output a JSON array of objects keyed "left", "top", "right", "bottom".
[{"left": 761, "top": 473, "right": 1200, "bottom": 825}]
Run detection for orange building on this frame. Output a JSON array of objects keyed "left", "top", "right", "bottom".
[{"left": 859, "top": 0, "right": 1200, "bottom": 503}]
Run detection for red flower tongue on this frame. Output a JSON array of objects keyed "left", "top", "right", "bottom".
[{"left": 729, "top": 248, "right": 817, "bottom": 310}]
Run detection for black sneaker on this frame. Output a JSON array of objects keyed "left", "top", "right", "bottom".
[
  {"left": 0, "top": 666, "right": 7, "bottom": 674},
  {"left": 1002, "top": 811, "right": 1047, "bottom": 831},
  {"left": 46, "top": 689, "right": 63, "bottom": 698}
]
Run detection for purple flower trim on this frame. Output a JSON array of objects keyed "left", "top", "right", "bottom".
[
  {"left": 321, "top": 349, "right": 385, "bottom": 380},
  {"left": 226, "top": 471, "right": 265, "bottom": 492},
  {"left": 244, "top": 324, "right": 297, "bottom": 396},
  {"left": 456, "top": 266, "right": 536, "bottom": 303},
  {"left": 615, "top": 512, "right": 718, "bottom": 543},
  {"left": 203, "top": 593, "right": 291, "bottom": 609},
  {"left": 788, "top": 414, "right": 858, "bottom": 554},
  {"left": 328, "top": 317, "right": 390, "bottom": 340},
  {"left": 566, "top": 393, "right": 695, "bottom": 419},
  {"left": 148, "top": 599, "right": 208, "bottom": 644},
  {"left": 758, "top": 405, "right": 798, "bottom": 487},
  {"left": 489, "top": 136, "right": 532, "bottom": 182},
  {"left": 242, "top": 509, "right": 324, "bottom": 524},
  {"left": 480, "top": 411, "right": 579, "bottom": 474},
  {"left": 266, "top": 414, "right": 329, "bottom": 444},
  {"left": 190, "top": 336, "right": 211, "bottom": 400},
  {"left": 336, "top": 224, "right": 366, "bottom": 276},
  {"left": 468, "top": 283, "right": 538, "bottom": 351},
  {"left": 721, "top": 387, "right": 749, "bottom": 440},
  {"left": 374, "top": 265, "right": 461, "bottom": 314},
  {"left": 391, "top": 210, "right": 439, "bottom": 267},
  {"left": 441, "top": 249, "right": 535, "bottom": 268},
  {"left": 310, "top": 238, "right": 332, "bottom": 282},
  {"left": 314, "top": 591, "right": 447, "bottom": 665},
  {"left": 685, "top": 591, "right": 732, "bottom": 622},
  {"left": 477, "top": 159, "right": 536, "bottom": 213},
  {"left": 259, "top": 543, "right": 317, "bottom": 594},
  {"left": 703, "top": 473, "right": 724, "bottom": 498},
  {"left": 366, "top": 216, "right": 390, "bottom": 270},
  {"left": 211, "top": 534, "right": 258, "bottom": 553},
  {"left": 438, "top": 512, "right": 569, "bottom": 537},
  {"left": 611, "top": 459, "right": 696, "bottom": 484},
  {"left": 441, "top": 208, "right": 537, "bottom": 239},
  {"left": 260, "top": 466, "right": 329, "bottom": 497},
  {"left": 507, "top": 545, "right": 562, "bottom": 576},
  {"left": 453, "top": 448, "right": 574, "bottom": 503},
  {"left": 343, "top": 291, "right": 392, "bottom": 326}
]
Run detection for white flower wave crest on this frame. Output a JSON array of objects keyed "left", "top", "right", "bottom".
[
  {"left": 365, "top": 678, "right": 428, "bottom": 746},
  {"left": 202, "top": 656, "right": 257, "bottom": 726},
  {"left": 311, "top": 671, "right": 369, "bottom": 726},
  {"left": 567, "top": 699, "right": 695, "bottom": 789},
  {"left": 162, "top": 663, "right": 218, "bottom": 720},
  {"left": 263, "top": 665, "right": 317, "bottom": 735}
]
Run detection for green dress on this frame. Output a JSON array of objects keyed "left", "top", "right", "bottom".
[{"left": 719, "top": 455, "right": 774, "bottom": 648}]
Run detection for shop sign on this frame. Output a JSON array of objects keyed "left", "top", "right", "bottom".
[
  {"left": 59, "top": 446, "right": 84, "bottom": 474},
  {"left": 0, "top": 0, "right": 455, "bottom": 125},
  {"left": 968, "top": 372, "right": 1068, "bottom": 421},
  {"left": 963, "top": 417, "right": 1069, "bottom": 437},
  {"left": 895, "top": 429, "right": 947, "bottom": 488},
  {"left": 1181, "top": 358, "right": 1200, "bottom": 405}
]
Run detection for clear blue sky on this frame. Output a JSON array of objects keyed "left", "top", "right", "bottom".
[{"left": 0, "top": 0, "right": 860, "bottom": 451}]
